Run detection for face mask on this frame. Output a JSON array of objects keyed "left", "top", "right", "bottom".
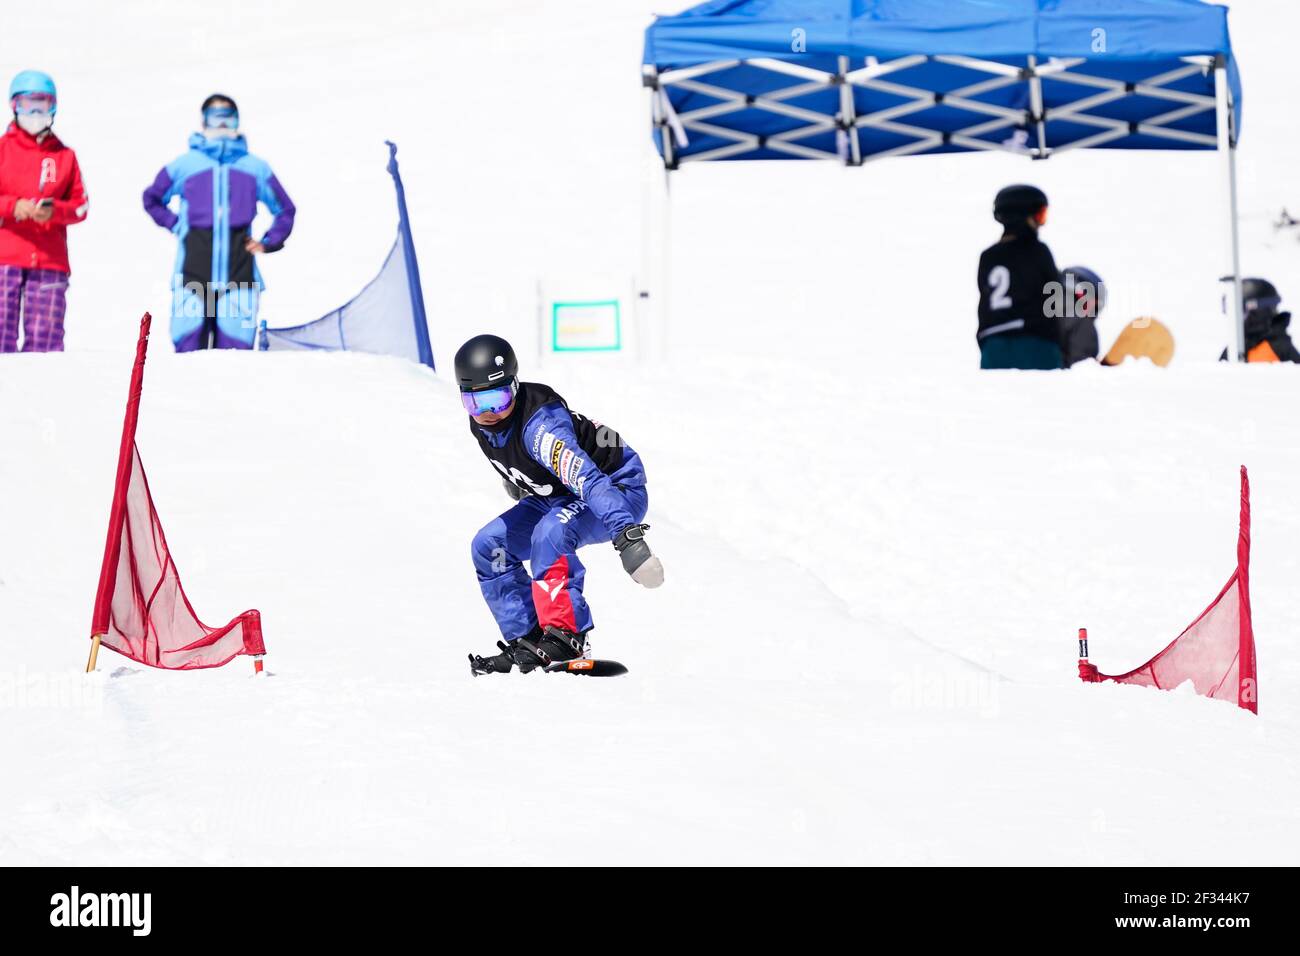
[
  {"left": 204, "top": 125, "right": 239, "bottom": 140},
  {"left": 16, "top": 111, "right": 52, "bottom": 135}
]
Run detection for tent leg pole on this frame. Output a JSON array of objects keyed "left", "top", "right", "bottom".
[
  {"left": 1227, "top": 143, "right": 1237, "bottom": 361},
  {"left": 638, "top": 151, "right": 668, "bottom": 365},
  {"left": 1215, "top": 59, "right": 1244, "bottom": 362},
  {"left": 660, "top": 167, "right": 672, "bottom": 362},
  {"left": 86, "top": 632, "right": 102, "bottom": 673},
  {"left": 1226, "top": 143, "right": 1244, "bottom": 361}
]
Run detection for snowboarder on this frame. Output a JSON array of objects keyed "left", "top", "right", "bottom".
[
  {"left": 1060, "top": 265, "right": 1104, "bottom": 367},
  {"left": 457, "top": 334, "right": 663, "bottom": 676},
  {"left": 142, "top": 94, "right": 295, "bottom": 352},
  {"left": 1219, "top": 277, "right": 1300, "bottom": 363},
  {"left": 977, "top": 184, "right": 1064, "bottom": 370},
  {"left": 0, "top": 70, "right": 89, "bottom": 352}
]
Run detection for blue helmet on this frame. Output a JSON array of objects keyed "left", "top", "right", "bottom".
[
  {"left": 1063, "top": 265, "right": 1106, "bottom": 319},
  {"left": 9, "top": 70, "right": 57, "bottom": 114}
]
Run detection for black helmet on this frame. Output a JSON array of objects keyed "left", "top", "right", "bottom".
[
  {"left": 201, "top": 92, "right": 238, "bottom": 113},
  {"left": 1241, "top": 277, "right": 1280, "bottom": 314},
  {"left": 1062, "top": 265, "right": 1105, "bottom": 319},
  {"left": 454, "top": 334, "right": 518, "bottom": 391},
  {"left": 994, "top": 184, "right": 1048, "bottom": 226}
]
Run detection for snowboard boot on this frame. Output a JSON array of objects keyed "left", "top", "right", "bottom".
[
  {"left": 518, "top": 626, "right": 589, "bottom": 667},
  {"left": 468, "top": 627, "right": 548, "bottom": 676}
]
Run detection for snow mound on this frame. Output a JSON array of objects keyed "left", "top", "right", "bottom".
[{"left": 2, "top": 350, "right": 1297, "bottom": 864}]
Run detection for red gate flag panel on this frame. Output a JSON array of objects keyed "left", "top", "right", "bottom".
[
  {"left": 1080, "top": 467, "right": 1257, "bottom": 714},
  {"left": 89, "top": 313, "right": 265, "bottom": 669}
]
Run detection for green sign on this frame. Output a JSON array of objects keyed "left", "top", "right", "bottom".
[{"left": 551, "top": 299, "right": 622, "bottom": 352}]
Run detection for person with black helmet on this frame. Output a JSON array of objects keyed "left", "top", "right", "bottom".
[
  {"left": 456, "top": 334, "right": 661, "bottom": 676},
  {"left": 1219, "top": 278, "right": 1300, "bottom": 363},
  {"left": 977, "top": 184, "right": 1064, "bottom": 369}
]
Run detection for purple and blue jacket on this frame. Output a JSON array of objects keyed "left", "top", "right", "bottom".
[{"left": 143, "top": 133, "right": 295, "bottom": 291}]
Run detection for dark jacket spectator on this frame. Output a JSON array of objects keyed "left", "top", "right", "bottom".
[
  {"left": 1060, "top": 265, "right": 1104, "bottom": 367},
  {"left": 977, "top": 185, "right": 1063, "bottom": 370}
]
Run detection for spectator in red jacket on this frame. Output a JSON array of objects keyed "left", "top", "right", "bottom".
[{"left": 0, "top": 70, "right": 89, "bottom": 352}]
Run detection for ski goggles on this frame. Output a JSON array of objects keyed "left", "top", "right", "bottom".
[
  {"left": 460, "top": 381, "right": 517, "bottom": 416},
  {"left": 1033, "top": 205, "right": 1049, "bottom": 226},
  {"left": 11, "top": 92, "right": 55, "bottom": 116},
  {"left": 202, "top": 106, "right": 239, "bottom": 130},
  {"left": 1222, "top": 294, "right": 1281, "bottom": 314}
]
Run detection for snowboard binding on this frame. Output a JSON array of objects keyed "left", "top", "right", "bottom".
[
  {"left": 468, "top": 641, "right": 527, "bottom": 676},
  {"left": 468, "top": 626, "right": 588, "bottom": 677}
]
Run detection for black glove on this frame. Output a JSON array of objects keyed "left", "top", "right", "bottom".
[
  {"left": 613, "top": 524, "right": 664, "bottom": 588},
  {"left": 503, "top": 478, "right": 530, "bottom": 501}
]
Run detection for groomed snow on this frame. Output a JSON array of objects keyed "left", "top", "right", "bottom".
[{"left": 1, "top": 0, "right": 1297, "bottom": 864}]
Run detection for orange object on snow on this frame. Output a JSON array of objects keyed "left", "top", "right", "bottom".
[{"left": 1101, "top": 318, "right": 1175, "bottom": 367}]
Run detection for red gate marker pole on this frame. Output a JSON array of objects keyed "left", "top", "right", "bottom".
[
  {"left": 87, "top": 313, "right": 153, "bottom": 674},
  {"left": 1077, "top": 627, "right": 1101, "bottom": 682}
]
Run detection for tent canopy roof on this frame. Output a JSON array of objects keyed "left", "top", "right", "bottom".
[
  {"left": 643, "top": 0, "right": 1241, "bottom": 165},
  {"left": 646, "top": 0, "right": 1236, "bottom": 65}
]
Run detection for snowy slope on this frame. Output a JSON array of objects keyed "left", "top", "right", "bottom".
[
  {"left": 4, "top": 350, "right": 1299, "bottom": 865},
  {"left": 2, "top": 0, "right": 1300, "bottom": 865}
]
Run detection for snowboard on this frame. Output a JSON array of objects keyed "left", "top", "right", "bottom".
[
  {"left": 1100, "top": 318, "right": 1175, "bottom": 367},
  {"left": 544, "top": 658, "right": 628, "bottom": 677},
  {"left": 467, "top": 647, "right": 629, "bottom": 677}
]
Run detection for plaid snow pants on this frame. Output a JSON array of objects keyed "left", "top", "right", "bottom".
[{"left": 0, "top": 265, "right": 69, "bottom": 352}]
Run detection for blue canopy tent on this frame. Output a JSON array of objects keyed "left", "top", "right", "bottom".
[{"left": 642, "top": 0, "right": 1246, "bottom": 358}]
